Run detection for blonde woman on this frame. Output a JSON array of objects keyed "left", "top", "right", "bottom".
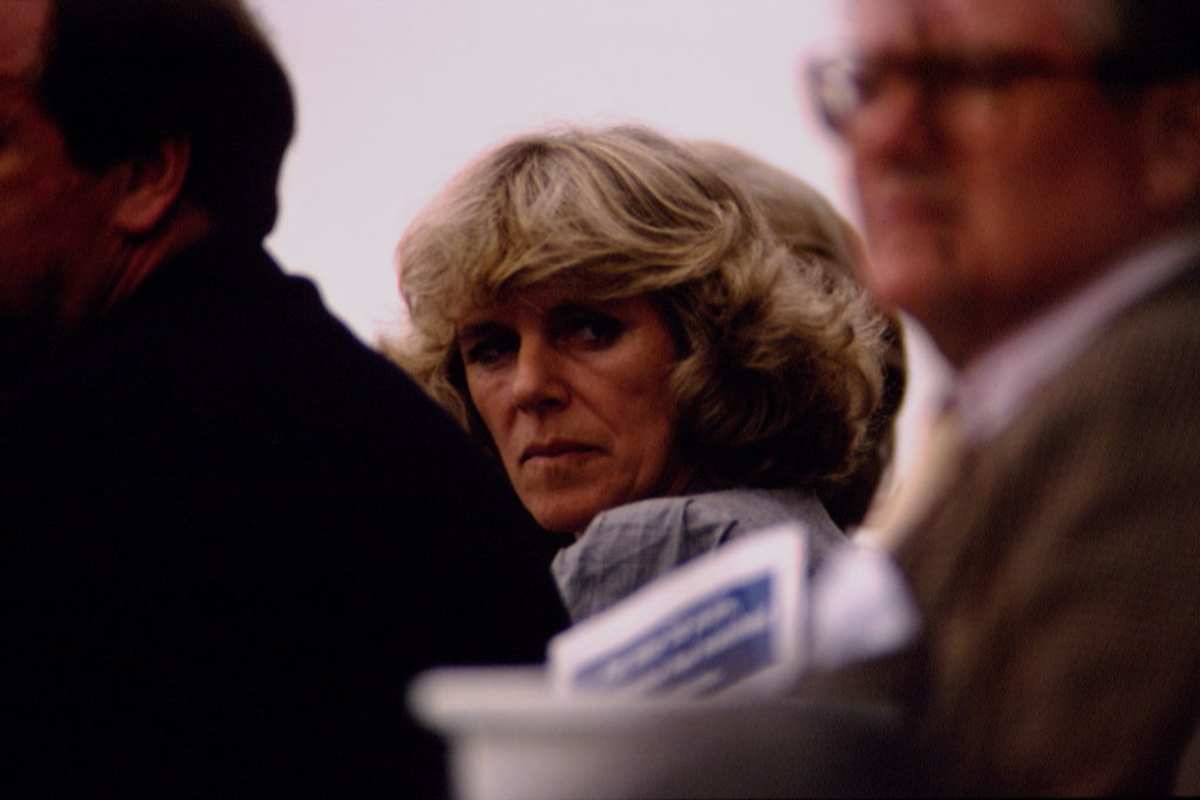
[{"left": 387, "top": 126, "right": 890, "bottom": 621}]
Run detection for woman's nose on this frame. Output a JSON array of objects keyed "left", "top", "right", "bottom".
[{"left": 511, "top": 339, "right": 568, "bottom": 412}]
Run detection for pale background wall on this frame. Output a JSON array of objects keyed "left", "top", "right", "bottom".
[{"left": 247, "top": 0, "right": 951, "bottom": 483}]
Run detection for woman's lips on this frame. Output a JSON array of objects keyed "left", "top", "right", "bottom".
[{"left": 519, "top": 441, "right": 602, "bottom": 464}]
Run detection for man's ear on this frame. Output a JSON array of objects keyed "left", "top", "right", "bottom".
[
  {"left": 1140, "top": 81, "right": 1200, "bottom": 213},
  {"left": 112, "top": 139, "right": 192, "bottom": 235}
]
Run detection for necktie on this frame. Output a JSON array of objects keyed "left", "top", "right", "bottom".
[{"left": 858, "top": 402, "right": 964, "bottom": 552}]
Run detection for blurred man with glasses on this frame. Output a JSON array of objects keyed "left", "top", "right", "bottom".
[{"left": 804, "top": 0, "right": 1200, "bottom": 793}]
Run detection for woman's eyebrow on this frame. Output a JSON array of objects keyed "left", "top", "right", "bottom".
[
  {"left": 545, "top": 301, "right": 584, "bottom": 317},
  {"left": 457, "top": 320, "right": 506, "bottom": 342},
  {"left": 545, "top": 301, "right": 613, "bottom": 320}
]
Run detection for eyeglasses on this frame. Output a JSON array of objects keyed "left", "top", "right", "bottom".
[{"left": 807, "top": 50, "right": 1135, "bottom": 138}]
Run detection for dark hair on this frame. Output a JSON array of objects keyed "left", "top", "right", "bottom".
[
  {"left": 1100, "top": 2, "right": 1200, "bottom": 84},
  {"left": 36, "top": 0, "right": 295, "bottom": 238}
]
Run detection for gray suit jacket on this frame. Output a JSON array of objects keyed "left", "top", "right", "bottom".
[{"left": 892, "top": 261, "right": 1200, "bottom": 793}]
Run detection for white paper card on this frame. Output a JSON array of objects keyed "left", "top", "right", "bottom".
[{"left": 549, "top": 525, "right": 807, "bottom": 698}]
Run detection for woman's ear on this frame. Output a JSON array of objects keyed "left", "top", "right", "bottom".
[
  {"left": 1140, "top": 81, "right": 1200, "bottom": 213},
  {"left": 112, "top": 138, "right": 192, "bottom": 235}
]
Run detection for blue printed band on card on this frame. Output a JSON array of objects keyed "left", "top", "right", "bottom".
[
  {"left": 571, "top": 575, "right": 775, "bottom": 695},
  {"left": 550, "top": 525, "right": 807, "bottom": 698}
]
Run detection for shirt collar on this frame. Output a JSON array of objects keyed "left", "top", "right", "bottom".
[{"left": 954, "top": 229, "right": 1200, "bottom": 445}]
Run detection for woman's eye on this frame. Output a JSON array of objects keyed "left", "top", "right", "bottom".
[
  {"left": 561, "top": 313, "right": 624, "bottom": 348},
  {"left": 462, "top": 333, "right": 516, "bottom": 367}
]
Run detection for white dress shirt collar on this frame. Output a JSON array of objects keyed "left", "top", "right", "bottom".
[{"left": 954, "top": 230, "right": 1200, "bottom": 446}]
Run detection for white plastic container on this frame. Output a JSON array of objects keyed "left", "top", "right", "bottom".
[{"left": 408, "top": 666, "right": 909, "bottom": 799}]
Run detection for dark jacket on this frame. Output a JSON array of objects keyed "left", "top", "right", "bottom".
[{"left": 0, "top": 235, "right": 568, "bottom": 796}]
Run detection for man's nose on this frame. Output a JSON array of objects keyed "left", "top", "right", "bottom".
[
  {"left": 511, "top": 339, "right": 568, "bottom": 413},
  {"left": 850, "top": 76, "right": 938, "bottom": 163}
]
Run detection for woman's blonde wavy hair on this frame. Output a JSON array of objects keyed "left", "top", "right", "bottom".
[
  {"left": 385, "top": 125, "right": 888, "bottom": 495},
  {"left": 691, "top": 140, "right": 907, "bottom": 526}
]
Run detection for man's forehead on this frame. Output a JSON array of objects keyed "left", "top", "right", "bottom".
[
  {"left": 849, "top": 0, "right": 922, "bottom": 48},
  {"left": 0, "top": 0, "right": 50, "bottom": 83},
  {"left": 850, "top": 0, "right": 1091, "bottom": 55}
]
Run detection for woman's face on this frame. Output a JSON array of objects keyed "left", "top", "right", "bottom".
[{"left": 458, "top": 286, "right": 688, "bottom": 534}]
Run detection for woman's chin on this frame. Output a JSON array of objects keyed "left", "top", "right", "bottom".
[{"left": 524, "top": 495, "right": 608, "bottom": 537}]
